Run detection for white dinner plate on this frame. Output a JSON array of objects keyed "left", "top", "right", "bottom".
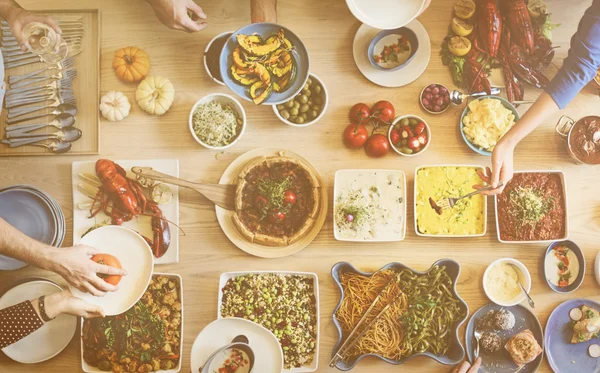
[
  {"left": 346, "top": 0, "right": 426, "bottom": 30},
  {"left": 70, "top": 226, "right": 154, "bottom": 316},
  {"left": 191, "top": 318, "right": 284, "bottom": 373},
  {"left": 352, "top": 20, "right": 431, "bottom": 87},
  {"left": 0, "top": 280, "right": 76, "bottom": 363},
  {"left": 71, "top": 159, "right": 180, "bottom": 264}
]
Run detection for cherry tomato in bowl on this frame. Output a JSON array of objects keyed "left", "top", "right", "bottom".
[
  {"left": 343, "top": 123, "right": 369, "bottom": 148},
  {"left": 388, "top": 115, "right": 431, "bottom": 157},
  {"left": 91, "top": 254, "right": 123, "bottom": 285},
  {"left": 283, "top": 190, "right": 297, "bottom": 206},
  {"left": 364, "top": 133, "right": 390, "bottom": 158}
]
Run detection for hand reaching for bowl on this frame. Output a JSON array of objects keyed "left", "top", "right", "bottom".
[
  {"left": 451, "top": 358, "right": 482, "bottom": 373},
  {"left": 146, "top": 0, "right": 207, "bottom": 33},
  {"left": 33, "top": 290, "right": 104, "bottom": 319},
  {"left": 474, "top": 138, "right": 515, "bottom": 196},
  {"left": 49, "top": 245, "right": 127, "bottom": 297}
]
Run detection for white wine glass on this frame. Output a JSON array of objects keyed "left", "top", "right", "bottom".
[{"left": 22, "top": 21, "right": 68, "bottom": 63}]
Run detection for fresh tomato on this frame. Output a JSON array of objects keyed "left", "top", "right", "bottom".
[
  {"left": 349, "top": 103, "right": 371, "bottom": 123},
  {"left": 399, "top": 125, "right": 413, "bottom": 139},
  {"left": 416, "top": 133, "right": 428, "bottom": 146},
  {"left": 91, "top": 254, "right": 123, "bottom": 285},
  {"left": 414, "top": 122, "right": 427, "bottom": 135},
  {"left": 371, "top": 101, "right": 395, "bottom": 125},
  {"left": 364, "top": 134, "right": 390, "bottom": 157},
  {"left": 343, "top": 123, "right": 369, "bottom": 148},
  {"left": 283, "top": 190, "right": 297, "bottom": 206},
  {"left": 255, "top": 195, "right": 268, "bottom": 210},
  {"left": 407, "top": 136, "right": 421, "bottom": 151},
  {"left": 389, "top": 129, "right": 401, "bottom": 145},
  {"left": 269, "top": 210, "right": 286, "bottom": 224}
]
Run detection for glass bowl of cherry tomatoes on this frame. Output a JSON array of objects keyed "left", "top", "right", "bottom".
[
  {"left": 388, "top": 115, "right": 431, "bottom": 156},
  {"left": 420, "top": 83, "right": 450, "bottom": 114}
]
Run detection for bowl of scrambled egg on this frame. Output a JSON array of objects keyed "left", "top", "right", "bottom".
[{"left": 460, "top": 96, "right": 519, "bottom": 156}]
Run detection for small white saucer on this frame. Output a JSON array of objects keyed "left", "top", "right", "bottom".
[
  {"left": 191, "top": 317, "right": 283, "bottom": 373},
  {"left": 353, "top": 19, "right": 431, "bottom": 87}
]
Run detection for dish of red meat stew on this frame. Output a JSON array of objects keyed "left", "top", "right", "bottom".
[{"left": 497, "top": 172, "right": 566, "bottom": 241}]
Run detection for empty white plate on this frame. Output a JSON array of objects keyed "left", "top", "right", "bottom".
[
  {"left": 191, "top": 317, "right": 284, "bottom": 373},
  {"left": 0, "top": 280, "right": 76, "bottom": 363},
  {"left": 70, "top": 226, "right": 154, "bottom": 316},
  {"left": 346, "top": 0, "right": 426, "bottom": 30},
  {"left": 353, "top": 20, "right": 431, "bottom": 88}
]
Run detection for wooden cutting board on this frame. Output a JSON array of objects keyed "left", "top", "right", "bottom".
[{"left": 0, "top": 9, "right": 100, "bottom": 156}]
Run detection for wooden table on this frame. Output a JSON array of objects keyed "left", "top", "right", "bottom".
[{"left": 1, "top": 0, "right": 600, "bottom": 372}]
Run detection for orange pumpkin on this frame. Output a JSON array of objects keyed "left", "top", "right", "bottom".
[{"left": 112, "top": 47, "right": 150, "bottom": 83}]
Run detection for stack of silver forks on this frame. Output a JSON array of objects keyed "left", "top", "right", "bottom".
[{"left": 1, "top": 17, "right": 83, "bottom": 152}]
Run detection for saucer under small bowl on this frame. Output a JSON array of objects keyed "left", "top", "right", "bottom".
[{"left": 367, "top": 27, "right": 418, "bottom": 72}]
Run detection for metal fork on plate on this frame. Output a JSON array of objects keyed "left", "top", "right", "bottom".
[{"left": 433, "top": 182, "right": 503, "bottom": 211}]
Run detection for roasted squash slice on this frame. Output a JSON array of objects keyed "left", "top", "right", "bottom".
[
  {"left": 249, "top": 81, "right": 272, "bottom": 105},
  {"left": 238, "top": 33, "right": 281, "bottom": 56},
  {"left": 230, "top": 65, "right": 258, "bottom": 86},
  {"left": 271, "top": 50, "right": 293, "bottom": 77},
  {"left": 232, "top": 46, "right": 251, "bottom": 69},
  {"left": 251, "top": 62, "right": 271, "bottom": 86}
]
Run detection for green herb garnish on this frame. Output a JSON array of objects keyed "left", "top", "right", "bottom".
[{"left": 508, "top": 186, "right": 555, "bottom": 226}]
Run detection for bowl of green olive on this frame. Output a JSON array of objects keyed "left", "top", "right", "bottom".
[{"left": 273, "top": 73, "right": 328, "bottom": 127}]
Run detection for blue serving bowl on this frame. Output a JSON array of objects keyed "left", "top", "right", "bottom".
[
  {"left": 543, "top": 240, "right": 586, "bottom": 294},
  {"left": 219, "top": 22, "right": 310, "bottom": 106},
  {"left": 367, "top": 27, "right": 419, "bottom": 72},
  {"left": 459, "top": 95, "right": 520, "bottom": 156},
  {"left": 330, "top": 259, "right": 468, "bottom": 370}
]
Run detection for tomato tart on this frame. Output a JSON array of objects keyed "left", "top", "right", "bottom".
[{"left": 233, "top": 156, "right": 321, "bottom": 246}]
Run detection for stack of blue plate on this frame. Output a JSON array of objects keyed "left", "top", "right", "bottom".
[{"left": 0, "top": 184, "right": 65, "bottom": 270}]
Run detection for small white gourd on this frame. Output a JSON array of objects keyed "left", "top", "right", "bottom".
[{"left": 99, "top": 91, "right": 131, "bottom": 121}]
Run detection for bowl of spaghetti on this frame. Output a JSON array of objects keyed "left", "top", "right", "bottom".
[{"left": 330, "top": 260, "right": 468, "bottom": 370}]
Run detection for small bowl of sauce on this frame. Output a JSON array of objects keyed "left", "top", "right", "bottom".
[
  {"left": 204, "top": 31, "right": 233, "bottom": 86},
  {"left": 543, "top": 240, "right": 585, "bottom": 293},
  {"left": 367, "top": 27, "right": 419, "bottom": 72},
  {"left": 483, "top": 258, "right": 531, "bottom": 307}
]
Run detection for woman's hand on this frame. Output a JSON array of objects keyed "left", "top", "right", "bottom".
[
  {"left": 147, "top": 0, "right": 207, "bottom": 33},
  {"left": 3, "top": 6, "right": 61, "bottom": 51},
  {"left": 452, "top": 358, "right": 482, "bottom": 373},
  {"left": 48, "top": 245, "right": 127, "bottom": 297},
  {"left": 474, "top": 138, "right": 516, "bottom": 195},
  {"left": 42, "top": 290, "right": 104, "bottom": 319}
]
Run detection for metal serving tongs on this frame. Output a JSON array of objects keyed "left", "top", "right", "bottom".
[
  {"left": 329, "top": 275, "right": 401, "bottom": 368},
  {"left": 131, "top": 166, "right": 236, "bottom": 210}
]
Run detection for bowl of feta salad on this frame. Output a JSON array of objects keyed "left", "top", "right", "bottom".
[{"left": 189, "top": 93, "right": 246, "bottom": 150}]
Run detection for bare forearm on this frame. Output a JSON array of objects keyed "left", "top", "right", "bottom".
[
  {"left": 501, "top": 91, "right": 559, "bottom": 147},
  {"left": 0, "top": 217, "right": 57, "bottom": 270}
]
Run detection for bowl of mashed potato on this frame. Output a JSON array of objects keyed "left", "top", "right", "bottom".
[{"left": 460, "top": 96, "right": 519, "bottom": 156}]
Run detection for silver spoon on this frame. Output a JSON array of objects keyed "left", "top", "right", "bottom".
[
  {"left": 473, "top": 329, "right": 483, "bottom": 358},
  {"left": 6, "top": 103, "right": 77, "bottom": 124},
  {"left": 0, "top": 139, "right": 72, "bottom": 153},
  {"left": 4, "top": 127, "right": 82, "bottom": 145},
  {"left": 508, "top": 263, "right": 535, "bottom": 308},
  {"left": 449, "top": 87, "right": 501, "bottom": 105},
  {"left": 6, "top": 113, "right": 76, "bottom": 136}
]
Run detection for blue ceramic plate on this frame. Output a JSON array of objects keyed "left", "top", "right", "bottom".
[
  {"left": 219, "top": 22, "right": 310, "bottom": 105},
  {"left": 543, "top": 240, "right": 586, "bottom": 293},
  {"left": 545, "top": 299, "right": 600, "bottom": 373},
  {"left": 367, "top": 27, "right": 419, "bottom": 71},
  {"left": 465, "top": 303, "right": 544, "bottom": 373},
  {"left": 460, "top": 96, "right": 520, "bottom": 156},
  {"left": 330, "top": 259, "right": 468, "bottom": 370}
]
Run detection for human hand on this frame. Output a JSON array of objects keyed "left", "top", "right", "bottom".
[
  {"left": 48, "top": 245, "right": 127, "bottom": 297},
  {"left": 43, "top": 290, "right": 105, "bottom": 319},
  {"left": 3, "top": 6, "right": 61, "bottom": 51},
  {"left": 147, "top": 0, "right": 207, "bottom": 33},
  {"left": 474, "top": 138, "right": 515, "bottom": 195},
  {"left": 451, "top": 357, "right": 482, "bottom": 373}
]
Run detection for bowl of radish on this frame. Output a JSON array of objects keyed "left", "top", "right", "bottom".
[
  {"left": 388, "top": 115, "right": 431, "bottom": 157},
  {"left": 420, "top": 83, "right": 450, "bottom": 114}
]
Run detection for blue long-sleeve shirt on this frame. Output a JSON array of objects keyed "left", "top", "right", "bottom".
[{"left": 545, "top": 0, "right": 600, "bottom": 109}]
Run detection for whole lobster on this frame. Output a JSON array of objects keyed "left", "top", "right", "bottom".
[
  {"left": 503, "top": 0, "right": 535, "bottom": 55},
  {"left": 90, "top": 159, "right": 171, "bottom": 258},
  {"left": 476, "top": 0, "right": 502, "bottom": 57}
]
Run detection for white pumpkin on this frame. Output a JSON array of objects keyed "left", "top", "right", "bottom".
[
  {"left": 99, "top": 91, "right": 131, "bottom": 121},
  {"left": 135, "top": 76, "right": 175, "bottom": 116}
]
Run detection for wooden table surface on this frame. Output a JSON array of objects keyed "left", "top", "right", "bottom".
[{"left": 1, "top": 0, "right": 600, "bottom": 372}]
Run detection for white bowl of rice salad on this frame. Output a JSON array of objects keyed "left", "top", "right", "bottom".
[{"left": 189, "top": 93, "right": 247, "bottom": 150}]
